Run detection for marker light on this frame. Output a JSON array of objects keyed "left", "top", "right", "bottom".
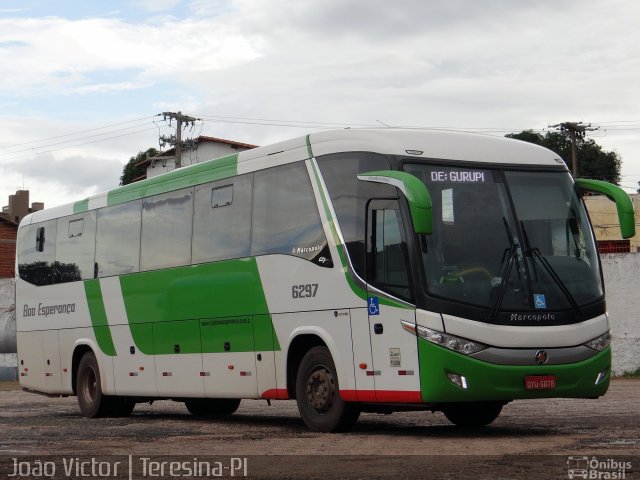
[
  {"left": 595, "top": 368, "right": 609, "bottom": 385},
  {"left": 402, "top": 321, "right": 487, "bottom": 355},
  {"left": 447, "top": 372, "right": 468, "bottom": 389},
  {"left": 583, "top": 331, "right": 611, "bottom": 351}
]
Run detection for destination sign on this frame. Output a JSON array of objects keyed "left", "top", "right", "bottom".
[{"left": 430, "top": 171, "right": 486, "bottom": 182}]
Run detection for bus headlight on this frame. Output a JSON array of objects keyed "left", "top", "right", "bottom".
[
  {"left": 583, "top": 331, "right": 611, "bottom": 351},
  {"left": 401, "top": 321, "right": 487, "bottom": 355}
]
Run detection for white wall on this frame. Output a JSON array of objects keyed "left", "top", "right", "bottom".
[
  {"left": 0, "top": 278, "right": 15, "bottom": 353},
  {"left": 601, "top": 253, "right": 640, "bottom": 375},
  {"left": 0, "top": 278, "right": 17, "bottom": 380}
]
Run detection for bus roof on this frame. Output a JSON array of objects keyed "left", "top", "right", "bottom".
[{"left": 21, "top": 128, "right": 565, "bottom": 226}]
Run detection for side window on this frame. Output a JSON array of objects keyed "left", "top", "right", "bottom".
[
  {"left": 95, "top": 200, "right": 142, "bottom": 277},
  {"left": 252, "top": 163, "right": 331, "bottom": 266},
  {"left": 17, "top": 220, "right": 57, "bottom": 286},
  {"left": 193, "top": 175, "right": 252, "bottom": 264},
  {"left": 141, "top": 188, "right": 194, "bottom": 271},
  {"left": 55, "top": 211, "right": 97, "bottom": 283},
  {"left": 366, "top": 200, "right": 412, "bottom": 301},
  {"left": 316, "top": 153, "right": 393, "bottom": 277}
]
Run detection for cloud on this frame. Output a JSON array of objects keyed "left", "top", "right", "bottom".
[
  {"left": 0, "top": 15, "right": 263, "bottom": 97},
  {"left": 2, "top": 0, "right": 640, "bottom": 207}
]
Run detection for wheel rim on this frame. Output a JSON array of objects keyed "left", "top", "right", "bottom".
[
  {"left": 82, "top": 366, "right": 97, "bottom": 404},
  {"left": 305, "top": 365, "right": 335, "bottom": 414}
]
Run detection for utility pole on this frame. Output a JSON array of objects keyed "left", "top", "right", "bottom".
[
  {"left": 160, "top": 111, "right": 199, "bottom": 169},
  {"left": 548, "top": 121, "right": 599, "bottom": 177}
]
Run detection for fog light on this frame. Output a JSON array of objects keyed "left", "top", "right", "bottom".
[
  {"left": 595, "top": 368, "right": 609, "bottom": 385},
  {"left": 447, "top": 372, "right": 468, "bottom": 389}
]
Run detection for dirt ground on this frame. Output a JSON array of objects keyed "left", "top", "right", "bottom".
[{"left": 0, "top": 379, "right": 638, "bottom": 479}]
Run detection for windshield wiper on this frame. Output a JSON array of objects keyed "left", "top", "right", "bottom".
[
  {"left": 487, "top": 218, "right": 518, "bottom": 319},
  {"left": 520, "top": 221, "right": 583, "bottom": 317}
]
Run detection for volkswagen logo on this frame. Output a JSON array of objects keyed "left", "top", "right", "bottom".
[{"left": 535, "top": 350, "right": 549, "bottom": 365}]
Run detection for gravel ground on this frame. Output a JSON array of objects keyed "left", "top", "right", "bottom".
[{"left": 0, "top": 379, "right": 638, "bottom": 479}]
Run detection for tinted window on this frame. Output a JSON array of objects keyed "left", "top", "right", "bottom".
[
  {"left": 317, "top": 153, "right": 393, "bottom": 277},
  {"left": 193, "top": 175, "right": 252, "bottom": 263},
  {"left": 252, "top": 163, "right": 329, "bottom": 264},
  {"left": 55, "top": 211, "right": 97, "bottom": 282},
  {"left": 141, "top": 188, "right": 194, "bottom": 271},
  {"left": 17, "top": 220, "right": 57, "bottom": 286},
  {"left": 366, "top": 199, "right": 412, "bottom": 301},
  {"left": 95, "top": 200, "right": 142, "bottom": 277}
]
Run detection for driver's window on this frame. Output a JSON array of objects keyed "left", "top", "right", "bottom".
[{"left": 366, "top": 199, "right": 413, "bottom": 302}]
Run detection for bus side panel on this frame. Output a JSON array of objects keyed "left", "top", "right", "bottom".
[
  {"left": 111, "top": 324, "right": 157, "bottom": 396},
  {"left": 272, "top": 310, "right": 356, "bottom": 394},
  {"left": 16, "top": 330, "right": 45, "bottom": 392},
  {"left": 346, "top": 308, "right": 376, "bottom": 401},
  {"left": 42, "top": 329, "right": 62, "bottom": 393}
]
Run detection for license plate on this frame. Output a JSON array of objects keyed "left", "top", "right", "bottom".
[{"left": 525, "top": 375, "right": 556, "bottom": 390}]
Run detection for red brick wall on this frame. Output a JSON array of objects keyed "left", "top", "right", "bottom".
[{"left": 0, "top": 222, "right": 17, "bottom": 278}]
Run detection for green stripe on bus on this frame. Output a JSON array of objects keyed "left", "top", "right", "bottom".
[
  {"left": 73, "top": 198, "right": 89, "bottom": 213},
  {"left": 83, "top": 280, "right": 117, "bottom": 356},
  {"left": 119, "top": 257, "right": 279, "bottom": 355},
  {"left": 106, "top": 153, "right": 239, "bottom": 206}
]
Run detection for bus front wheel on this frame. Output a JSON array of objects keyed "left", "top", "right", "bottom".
[
  {"left": 295, "top": 346, "right": 360, "bottom": 432},
  {"left": 442, "top": 401, "right": 503, "bottom": 427}
]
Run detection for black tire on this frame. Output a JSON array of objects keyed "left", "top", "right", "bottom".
[
  {"left": 295, "top": 346, "right": 360, "bottom": 432},
  {"left": 111, "top": 397, "right": 136, "bottom": 417},
  {"left": 76, "top": 351, "right": 112, "bottom": 418},
  {"left": 185, "top": 398, "right": 241, "bottom": 417},
  {"left": 442, "top": 402, "right": 503, "bottom": 427}
]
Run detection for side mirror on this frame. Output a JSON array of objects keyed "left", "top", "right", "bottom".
[
  {"left": 575, "top": 178, "right": 636, "bottom": 239},
  {"left": 357, "top": 170, "right": 432, "bottom": 234}
]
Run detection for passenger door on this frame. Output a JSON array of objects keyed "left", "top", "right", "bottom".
[{"left": 365, "top": 199, "right": 420, "bottom": 402}]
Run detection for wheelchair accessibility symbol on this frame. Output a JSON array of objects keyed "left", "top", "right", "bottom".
[
  {"left": 368, "top": 297, "right": 380, "bottom": 316},
  {"left": 533, "top": 293, "right": 547, "bottom": 309}
]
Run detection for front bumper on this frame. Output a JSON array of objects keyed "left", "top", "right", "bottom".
[{"left": 419, "top": 339, "right": 611, "bottom": 403}]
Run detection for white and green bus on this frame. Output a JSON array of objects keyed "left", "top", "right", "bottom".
[{"left": 16, "top": 128, "right": 635, "bottom": 432}]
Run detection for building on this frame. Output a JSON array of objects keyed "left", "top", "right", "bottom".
[
  {"left": 584, "top": 193, "right": 640, "bottom": 253},
  {"left": 135, "top": 136, "right": 258, "bottom": 181},
  {"left": 0, "top": 190, "right": 45, "bottom": 278},
  {"left": 0, "top": 216, "right": 18, "bottom": 278}
]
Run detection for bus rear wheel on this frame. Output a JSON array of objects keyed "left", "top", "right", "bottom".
[
  {"left": 77, "top": 351, "right": 110, "bottom": 418},
  {"left": 295, "top": 346, "right": 360, "bottom": 432},
  {"left": 77, "top": 351, "right": 135, "bottom": 418},
  {"left": 442, "top": 401, "right": 503, "bottom": 427},
  {"left": 185, "top": 399, "right": 241, "bottom": 416}
]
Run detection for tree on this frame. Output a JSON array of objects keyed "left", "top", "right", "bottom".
[
  {"left": 505, "top": 130, "right": 621, "bottom": 184},
  {"left": 119, "top": 148, "right": 159, "bottom": 186}
]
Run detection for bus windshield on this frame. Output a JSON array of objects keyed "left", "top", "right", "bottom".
[{"left": 403, "top": 164, "right": 603, "bottom": 316}]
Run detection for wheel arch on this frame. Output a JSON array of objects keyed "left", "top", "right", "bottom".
[
  {"left": 71, "top": 340, "right": 111, "bottom": 395},
  {"left": 286, "top": 333, "right": 327, "bottom": 399}
]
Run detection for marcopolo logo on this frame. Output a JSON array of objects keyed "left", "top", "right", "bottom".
[{"left": 567, "top": 456, "right": 632, "bottom": 479}]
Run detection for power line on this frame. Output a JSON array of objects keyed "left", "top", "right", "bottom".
[
  {"left": 1, "top": 115, "right": 159, "bottom": 150},
  {"left": 2, "top": 120, "right": 158, "bottom": 158},
  {"left": 0, "top": 126, "right": 158, "bottom": 163}
]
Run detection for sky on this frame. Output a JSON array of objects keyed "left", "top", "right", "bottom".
[{"left": 1, "top": 0, "right": 639, "bottom": 209}]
